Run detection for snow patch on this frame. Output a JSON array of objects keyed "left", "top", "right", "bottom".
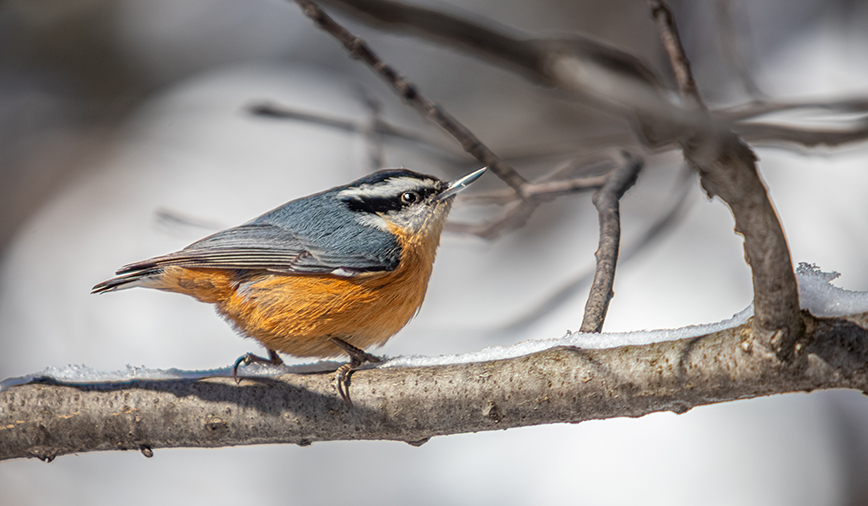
[
  {"left": 3, "top": 264, "right": 866, "bottom": 390},
  {"left": 796, "top": 263, "right": 868, "bottom": 317}
]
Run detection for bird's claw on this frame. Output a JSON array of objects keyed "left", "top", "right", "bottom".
[
  {"left": 330, "top": 337, "right": 382, "bottom": 406},
  {"left": 232, "top": 349, "right": 283, "bottom": 384}
]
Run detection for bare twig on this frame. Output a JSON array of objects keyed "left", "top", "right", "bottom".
[
  {"left": 715, "top": 97, "right": 868, "bottom": 122},
  {"left": 319, "top": 0, "right": 658, "bottom": 90},
  {"left": 735, "top": 120, "right": 868, "bottom": 149},
  {"left": 251, "top": 102, "right": 373, "bottom": 134},
  {"left": 580, "top": 152, "right": 642, "bottom": 333},
  {"left": 494, "top": 166, "right": 695, "bottom": 335},
  {"left": 319, "top": 0, "right": 704, "bottom": 147},
  {"left": 459, "top": 152, "right": 618, "bottom": 205},
  {"left": 445, "top": 199, "right": 536, "bottom": 240},
  {"left": 648, "top": 0, "right": 803, "bottom": 358},
  {"left": 446, "top": 153, "right": 620, "bottom": 239},
  {"left": 249, "top": 102, "right": 464, "bottom": 162},
  {"left": 291, "top": 0, "right": 529, "bottom": 193},
  {"left": 462, "top": 175, "right": 609, "bottom": 207},
  {"left": 360, "top": 90, "right": 387, "bottom": 169},
  {"left": 154, "top": 208, "right": 225, "bottom": 236},
  {"left": 285, "top": 1, "right": 646, "bottom": 238},
  {"left": 649, "top": 1, "right": 702, "bottom": 107},
  {"left": 717, "top": 98, "right": 868, "bottom": 149},
  {"left": 316, "top": 0, "right": 868, "bottom": 153},
  {"left": 3, "top": 312, "right": 868, "bottom": 461}
]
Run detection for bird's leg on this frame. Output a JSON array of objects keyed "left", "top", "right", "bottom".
[
  {"left": 232, "top": 348, "right": 284, "bottom": 384},
  {"left": 329, "top": 337, "right": 382, "bottom": 406}
]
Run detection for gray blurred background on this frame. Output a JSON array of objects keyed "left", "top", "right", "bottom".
[{"left": 2, "top": 0, "right": 868, "bottom": 504}]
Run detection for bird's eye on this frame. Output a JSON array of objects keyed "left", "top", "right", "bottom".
[{"left": 400, "top": 191, "right": 420, "bottom": 204}]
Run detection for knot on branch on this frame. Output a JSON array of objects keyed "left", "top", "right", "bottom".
[
  {"left": 348, "top": 36, "right": 367, "bottom": 58},
  {"left": 393, "top": 77, "right": 418, "bottom": 100},
  {"left": 743, "top": 312, "right": 811, "bottom": 367}
]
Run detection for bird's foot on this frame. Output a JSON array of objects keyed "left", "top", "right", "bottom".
[
  {"left": 232, "top": 348, "right": 284, "bottom": 384},
  {"left": 329, "top": 337, "right": 382, "bottom": 406}
]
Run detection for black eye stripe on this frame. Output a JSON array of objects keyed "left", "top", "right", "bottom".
[
  {"left": 342, "top": 187, "right": 437, "bottom": 213},
  {"left": 344, "top": 197, "right": 403, "bottom": 214}
]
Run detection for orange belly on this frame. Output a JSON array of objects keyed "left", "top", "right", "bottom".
[{"left": 153, "top": 237, "right": 437, "bottom": 358}]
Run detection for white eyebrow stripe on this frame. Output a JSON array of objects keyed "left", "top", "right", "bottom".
[{"left": 337, "top": 177, "right": 436, "bottom": 200}]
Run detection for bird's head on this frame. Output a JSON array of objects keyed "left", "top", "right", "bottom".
[{"left": 336, "top": 167, "right": 486, "bottom": 240}]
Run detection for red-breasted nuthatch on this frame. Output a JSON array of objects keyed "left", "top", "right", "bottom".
[{"left": 93, "top": 167, "right": 486, "bottom": 402}]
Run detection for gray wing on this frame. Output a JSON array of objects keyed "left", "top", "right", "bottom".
[
  {"left": 92, "top": 191, "right": 402, "bottom": 294},
  {"left": 114, "top": 222, "right": 399, "bottom": 276}
]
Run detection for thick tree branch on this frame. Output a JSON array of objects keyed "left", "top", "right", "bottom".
[
  {"left": 648, "top": 0, "right": 803, "bottom": 358},
  {"left": 3, "top": 312, "right": 867, "bottom": 462},
  {"left": 580, "top": 152, "right": 642, "bottom": 332}
]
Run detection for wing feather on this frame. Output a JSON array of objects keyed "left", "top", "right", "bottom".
[
  {"left": 115, "top": 223, "right": 393, "bottom": 275},
  {"left": 93, "top": 197, "right": 402, "bottom": 294}
]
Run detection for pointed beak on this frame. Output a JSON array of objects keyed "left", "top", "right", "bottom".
[{"left": 439, "top": 167, "right": 487, "bottom": 200}]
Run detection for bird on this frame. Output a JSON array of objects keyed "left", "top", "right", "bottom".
[{"left": 92, "top": 167, "right": 487, "bottom": 403}]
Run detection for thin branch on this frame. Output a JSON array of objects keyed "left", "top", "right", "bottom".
[
  {"left": 715, "top": 98, "right": 868, "bottom": 148},
  {"left": 649, "top": 1, "right": 702, "bottom": 106},
  {"left": 319, "top": 0, "right": 705, "bottom": 147},
  {"left": 648, "top": 0, "right": 804, "bottom": 358},
  {"left": 320, "top": 0, "right": 541, "bottom": 77},
  {"left": 291, "top": 0, "right": 529, "bottom": 193},
  {"left": 316, "top": 0, "right": 868, "bottom": 152},
  {"left": 734, "top": 120, "right": 868, "bottom": 149},
  {"left": 359, "top": 90, "right": 387, "bottom": 169},
  {"left": 447, "top": 152, "right": 624, "bottom": 238},
  {"left": 3, "top": 312, "right": 868, "bottom": 461},
  {"left": 580, "top": 152, "right": 642, "bottom": 333},
  {"left": 445, "top": 199, "right": 536, "bottom": 240},
  {"left": 249, "top": 102, "right": 463, "bottom": 162},
  {"left": 715, "top": 97, "right": 868, "bottom": 122},
  {"left": 462, "top": 175, "right": 609, "bottom": 207},
  {"left": 251, "top": 102, "right": 373, "bottom": 134},
  {"left": 493, "top": 166, "right": 695, "bottom": 335},
  {"left": 154, "top": 207, "right": 225, "bottom": 237}
]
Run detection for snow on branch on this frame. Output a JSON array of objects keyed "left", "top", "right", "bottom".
[{"left": 2, "top": 266, "right": 868, "bottom": 462}]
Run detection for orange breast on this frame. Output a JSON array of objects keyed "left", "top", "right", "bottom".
[{"left": 154, "top": 227, "right": 440, "bottom": 358}]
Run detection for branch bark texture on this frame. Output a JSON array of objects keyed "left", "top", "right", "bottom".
[
  {"left": 648, "top": 0, "right": 804, "bottom": 357},
  {"left": 2, "top": 313, "right": 867, "bottom": 462},
  {"left": 580, "top": 153, "right": 642, "bottom": 333}
]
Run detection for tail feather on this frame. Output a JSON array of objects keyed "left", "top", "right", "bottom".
[{"left": 91, "top": 267, "right": 161, "bottom": 294}]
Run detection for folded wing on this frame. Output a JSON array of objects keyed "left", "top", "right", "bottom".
[{"left": 92, "top": 222, "right": 400, "bottom": 293}]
